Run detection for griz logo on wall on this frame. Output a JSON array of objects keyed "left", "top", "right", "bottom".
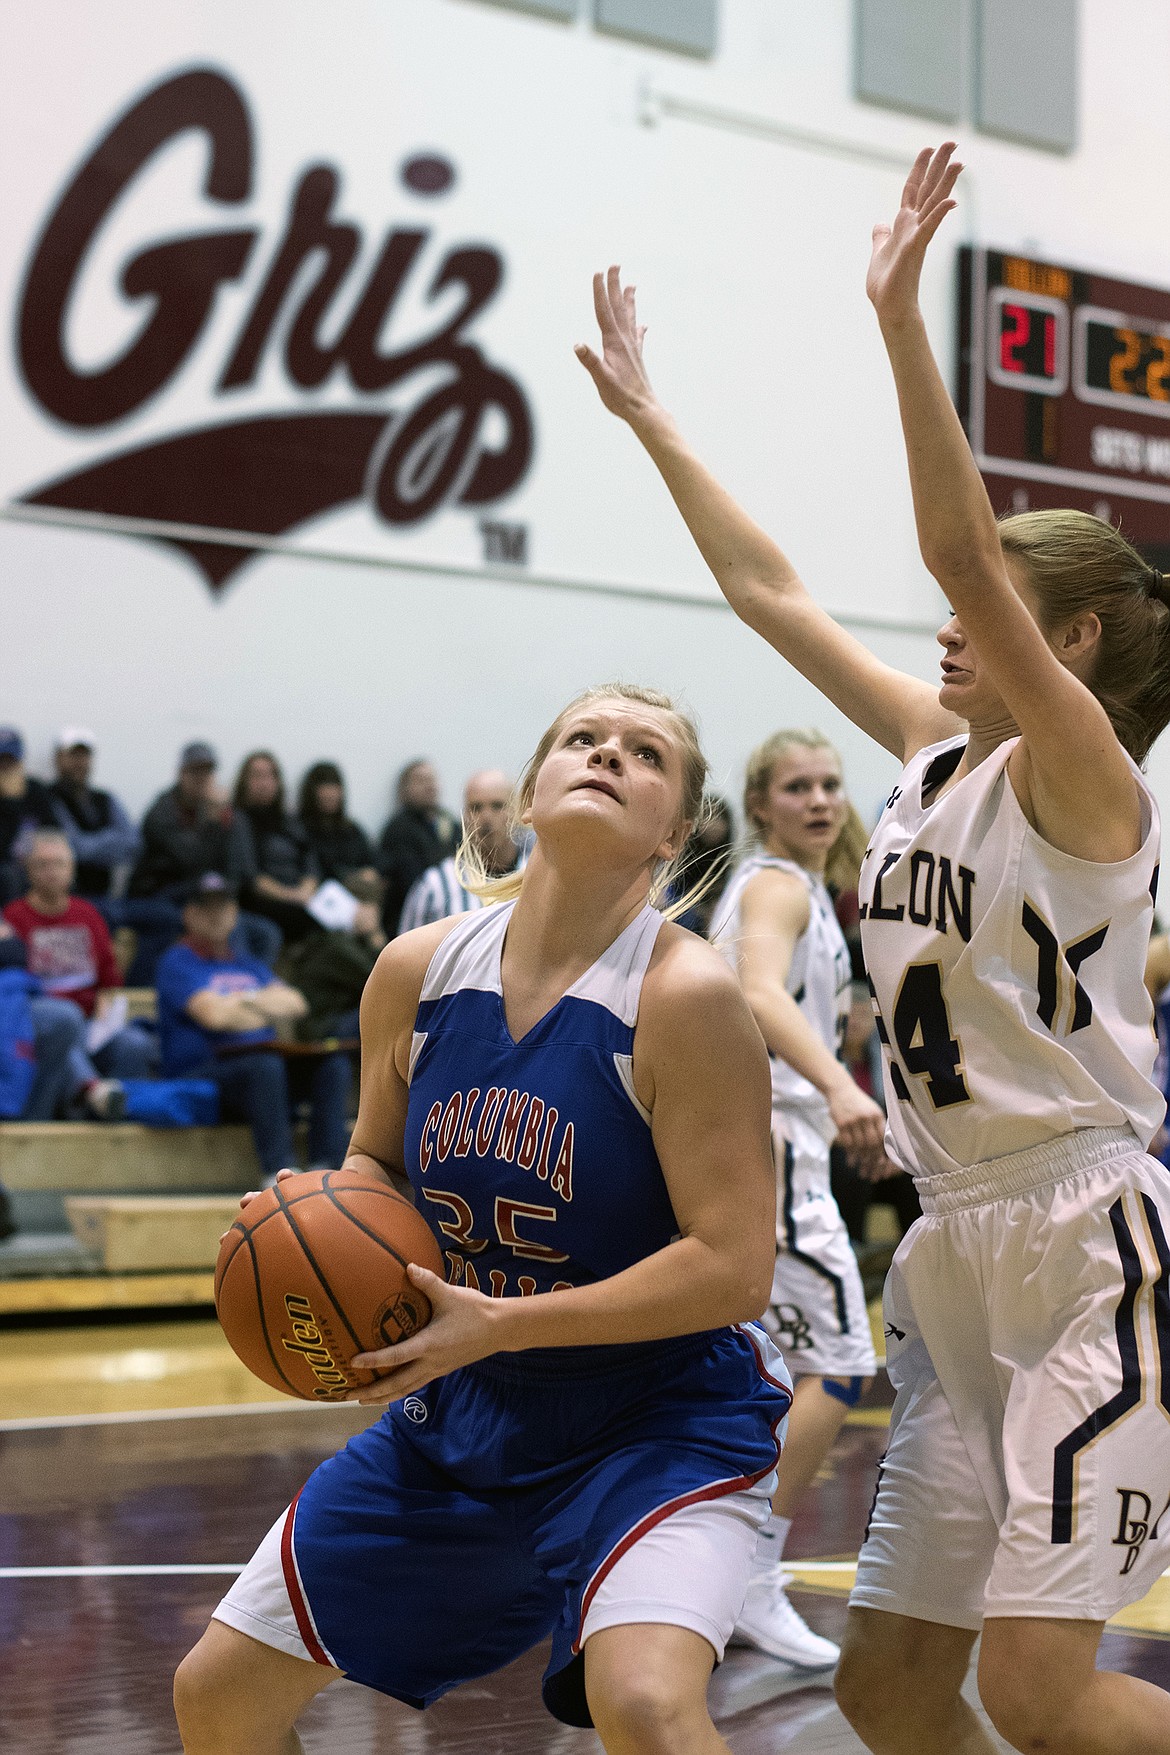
[{"left": 16, "top": 67, "right": 534, "bottom": 591}]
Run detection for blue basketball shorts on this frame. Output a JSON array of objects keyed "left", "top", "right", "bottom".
[{"left": 215, "top": 1324, "right": 790, "bottom": 1727}]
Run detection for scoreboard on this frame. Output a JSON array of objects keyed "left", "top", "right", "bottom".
[{"left": 957, "top": 248, "right": 1170, "bottom": 566}]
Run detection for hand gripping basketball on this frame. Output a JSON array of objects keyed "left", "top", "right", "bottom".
[{"left": 214, "top": 1168, "right": 445, "bottom": 1402}]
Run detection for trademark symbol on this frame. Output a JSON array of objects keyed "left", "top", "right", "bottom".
[{"left": 480, "top": 520, "right": 528, "bottom": 566}]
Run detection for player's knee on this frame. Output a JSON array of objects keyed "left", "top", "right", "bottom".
[
  {"left": 979, "top": 1676, "right": 1057, "bottom": 1752},
  {"left": 835, "top": 1611, "right": 968, "bottom": 1740},
  {"left": 978, "top": 1635, "right": 1076, "bottom": 1751},
  {"left": 589, "top": 1667, "right": 699, "bottom": 1753},
  {"left": 834, "top": 1634, "right": 898, "bottom": 1737},
  {"left": 822, "top": 1374, "right": 870, "bottom": 1408},
  {"left": 174, "top": 1642, "right": 234, "bottom": 1749}
]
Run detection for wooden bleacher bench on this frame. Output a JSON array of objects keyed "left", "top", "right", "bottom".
[
  {"left": 65, "top": 1194, "right": 243, "bottom": 1272},
  {"left": 0, "top": 1121, "right": 258, "bottom": 1196},
  {"left": 120, "top": 987, "right": 158, "bottom": 1022},
  {"left": 0, "top": 1121, "right": 260, "bottom": 1315}
]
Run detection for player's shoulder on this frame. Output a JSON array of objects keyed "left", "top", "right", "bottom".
[
  {"left": 370, "top": 916, "right": 466, "bottom": 996},
  {"left": 644, "top": 919, "right": 749, "bottom": 1016},
  {"left": 739, "top": 862, "right": 812, "bottom": 922}
]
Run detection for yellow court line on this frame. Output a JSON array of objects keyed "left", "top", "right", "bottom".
[{"left": 785, "top": 1561, "right": 1170, "bottom": 1636}]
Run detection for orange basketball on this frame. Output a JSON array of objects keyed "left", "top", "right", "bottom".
[{"left": 215, "top": 1168, "right": 445, "bottom": 1402}]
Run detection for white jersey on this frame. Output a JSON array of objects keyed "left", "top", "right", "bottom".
[
  {"left": 709, "top": 850, "right": 852, "bottom": 1123},
  {"left": 860, "top": 734, "right": 1164, "bottom": 1185}
]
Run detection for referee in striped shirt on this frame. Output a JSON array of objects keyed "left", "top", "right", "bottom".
[{"left": 398, "top": 770, "right": 526, "bottom": 932}]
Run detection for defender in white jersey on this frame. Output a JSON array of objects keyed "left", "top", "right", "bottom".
[
  {"left": 709, "top": 730, "right": 882, "bottom": 1670},
  {"left": 579, "top": 145, "right": 1170, "bottom": 1755}
]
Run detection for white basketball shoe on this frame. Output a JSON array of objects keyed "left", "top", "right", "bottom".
[{"left": 730, "top": 1564, "right": 840, "bottom": 1669}]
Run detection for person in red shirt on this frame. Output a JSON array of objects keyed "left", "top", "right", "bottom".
[{"left": 4, "top": 829, "right": 155, "bottom": 1107}]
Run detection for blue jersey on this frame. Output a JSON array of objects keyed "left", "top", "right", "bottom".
[
  {"left": 239, "top": 896, "right": 792, "bottom": 1727},
  {"left": 404, "top": 900, "right": 680, "bottom": 1308}
]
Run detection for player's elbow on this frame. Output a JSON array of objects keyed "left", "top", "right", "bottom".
[{"left": 733, "top": 1244, "right": 777, "bottom": 1324}]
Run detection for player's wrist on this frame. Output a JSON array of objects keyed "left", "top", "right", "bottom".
[{"left": 488, "top": 1294, "right": 531, "bottom": 1353}]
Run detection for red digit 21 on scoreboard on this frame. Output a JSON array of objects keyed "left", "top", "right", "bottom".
[{"left": 957, "top": 247, "right": 1170, "bottom": 567}]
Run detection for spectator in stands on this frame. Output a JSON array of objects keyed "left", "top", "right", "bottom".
[
  {"left": 0, "top": 923, "right": 120, "bottom": 1242},
  {"left": 0, "top": 728, "right": 58, "bottom": 907},
  {"left": 155, "top": 875, "right": 350, "bottom": 1181},
  {"left": 282, "top": 875, "right": 385, "bottom": 1043},
  {"left": 398, "top": 769, "right": 523, "bottom": 931},
  {"left": 126, "top": 744, "right": 278, "bottom": 977},
  {"left": 377, "top": 758, "right": 459, "bottom": 934},
  {"left": 234, "top": 752, "right": 320, "bottom": 946},
  {"left": 1, "top": 841, "right": 139, "bottom": 1121},
  {"left": 4, "top": 830, "right": 155, "bottom": 1082},
  {"left": 47, "top": 728, "right": 140, "bottom": 899},
  {"left": 297, "top": 762, "right": 378, "bottom": 887},
  {"left": 129, "top": 742, "right": 247, "bottom": 901}
]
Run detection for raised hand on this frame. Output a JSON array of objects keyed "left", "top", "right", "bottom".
[
  {"left": 575, "top": 265, "right": 658, "bottom": 425},
  {"left": 867, "top": 143, "right": 963, "bottom": 327}
]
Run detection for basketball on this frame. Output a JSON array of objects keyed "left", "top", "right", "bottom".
[{"left": 214, "top": 1169, "right": 446, "bottom": 1402}]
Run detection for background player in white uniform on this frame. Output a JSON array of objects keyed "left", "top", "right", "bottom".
[
  {"left": 709, "top": 729, "right": 882, "bottom": 1670},
  {"left": 577, "top": 147, "right": 1170, "bottom": 1754}
]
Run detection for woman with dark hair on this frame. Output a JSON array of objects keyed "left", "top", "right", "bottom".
[
  {"left": 233, "top": 752, "right": 319, "bottom": 946},
  {"left": 297, "top": 763, "right": 377, "bottom": 887}
]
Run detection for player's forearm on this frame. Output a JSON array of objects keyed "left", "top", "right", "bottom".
[
  {"left": 340, "top": 1147, "right": 411, "bottom": 1199},
  {"left": 879, "top": 310, "right": 1003, "bottom": 591},
  {"left": 631, "top": 406, "right": 806, "bottom": 625},
  {"left": 489, "top": 1235, "right": 771, "bottom": 1352},
  {"left": 743, "top": 983, "right": 843, "bottom": 1097}
]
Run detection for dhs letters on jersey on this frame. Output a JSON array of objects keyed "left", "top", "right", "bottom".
[{"left": 15, "top": 67, "right": 534, "bottom": 591}]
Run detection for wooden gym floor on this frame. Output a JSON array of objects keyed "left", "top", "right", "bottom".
[{"left": 2, "top": 1313, "right": 1168, "bottom": 1754}]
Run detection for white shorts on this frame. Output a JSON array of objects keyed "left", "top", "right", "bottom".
[
  {"left": 852, "top": 1127, "right": 1170, "bottom": 1627},
  {"left": 216, "top": 1475, "right": 774, "bottom": 1667},
  {"left": 760, "top": 1107, "right": 877, "bottom": 1380}
]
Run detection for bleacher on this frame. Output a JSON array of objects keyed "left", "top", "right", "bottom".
[
  {"left": 0, "top": 981, "right": 260, "bottom": 1313},
  {"left": 0, "top": 1117, "right": 259, "bottom": 1313}
]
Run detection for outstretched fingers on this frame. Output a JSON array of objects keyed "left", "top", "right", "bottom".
[
  {"left": 900, "top": 145, "right": 934, "bottom": 211},
  {"left": 915, "top": 142, "right": 959, "bottom": 211},
  {"left": 592, "top": 267, "right": 618, "bottom": 338}
]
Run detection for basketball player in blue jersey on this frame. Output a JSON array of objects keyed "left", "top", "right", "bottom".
[
  {"left": 709, "top": 729, "right": 882, "bottom": 1671},
  {"left": 578, "top": 150, "right": 1170, "bottom": 1753},
  {"left": 175, "top": 682, "right": 794, "bottom": 1755}
]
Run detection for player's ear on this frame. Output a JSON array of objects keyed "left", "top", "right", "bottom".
[
  {"left": 1057, "top": 609, "right": 1103, "bottom": 667},
  {"left": 657, "top": 817, "right": 693, "bottom": 863}
]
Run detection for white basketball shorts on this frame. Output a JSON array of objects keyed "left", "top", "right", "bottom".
[
  {"left": 760, "top": 1106, "right": 876, "bottom": 1380},
  {"left": 852, "top": 1126, "right": 1170, "bottom": 1627}
]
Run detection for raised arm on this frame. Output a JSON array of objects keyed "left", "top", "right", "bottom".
[
  {"left": 868, "top": 145, "right": 1142, "bottom": 860},
  {"left": 576, "top": 267, "right": 955, "bottom": 761}
]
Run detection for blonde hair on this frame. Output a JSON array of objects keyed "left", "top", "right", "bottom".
[
  {"left": 742, "top": 727, "right": 861, "bottom": 883},
  {"left": 457, "top": 683, "right": 713, "bottom": 920},
  {"left": 998, "top": 510, "right": 1170, "bottom": 765}
]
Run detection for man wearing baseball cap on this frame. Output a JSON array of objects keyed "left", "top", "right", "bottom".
[
  {"left": 155, "top": 873, "right": 350, "bottom": 1180},
  {"left": 48, "top": 728, "right": 140, "bottom": 900},
  {"left": 128, "top": 741, "right": 246, "bottom": 904},
  {"left": 125, "top": 744, "right": 279, "bottom": 979},
  {"left": 0, "top": 728, "right": 57, "bottom": 906}
]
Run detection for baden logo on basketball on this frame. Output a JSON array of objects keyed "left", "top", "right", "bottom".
[
  {"left": 280, "top": 1292, "right": 351, "bottom": 1398},
  {"left": 374, "top": 1290, "right": 429, "bottom": 1345}
]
